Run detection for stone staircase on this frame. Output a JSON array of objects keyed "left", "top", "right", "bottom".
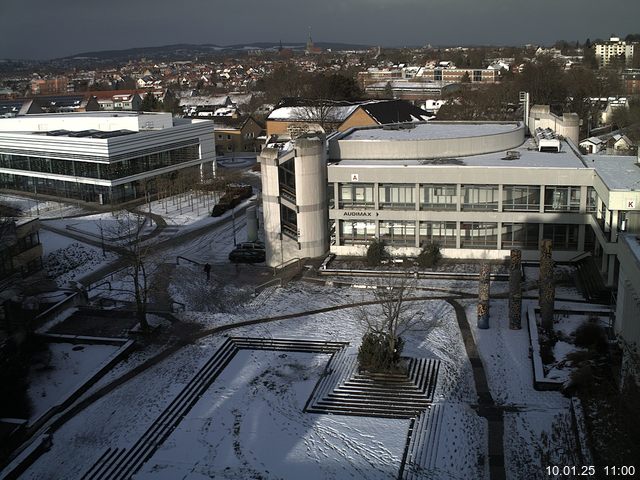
[{"left": 306, "top": 354, "right": 441, "bottom": 419}]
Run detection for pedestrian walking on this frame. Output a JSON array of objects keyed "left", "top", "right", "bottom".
[{"left": 204, "top": 262, "right": 211, "bottom": 281}]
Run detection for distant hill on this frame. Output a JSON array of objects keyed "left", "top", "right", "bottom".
[{"left": 61, "top": 42, "right": 373, "bottom": 61}]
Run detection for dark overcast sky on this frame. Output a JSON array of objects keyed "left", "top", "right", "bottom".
[{"left": 1, "top": 0, "right": 639, "bottom": 60}]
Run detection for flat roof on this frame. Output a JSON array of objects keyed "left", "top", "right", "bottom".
[
  {"left": 589, "top": 155, "right": 640, "bottom": 190},
  {"left": 332, "top": 139, "right": 588, "bottom": 169},
  {"left": 340, "top": 122, "right": 521, "bottom": 141}
]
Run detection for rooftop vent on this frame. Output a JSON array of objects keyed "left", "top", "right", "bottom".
[{"left": 501, "top": 150, "right": 521, "bottom": 161}]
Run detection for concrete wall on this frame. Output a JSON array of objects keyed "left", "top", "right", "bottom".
[
  {"left": 330, "top": 123, "right": 525, "bottom": 160},
  {"left": 528, "top": 105, "right": 580, "bottom": 145},
  {"left": 259, "top": 136, "right": 329, "bottom": 266},
  {"left": 0, "top": 112, "right": 173, "bottom": 133}
]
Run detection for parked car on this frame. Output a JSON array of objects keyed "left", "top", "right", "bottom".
[{"left": 228, "top": 242, "right": 266, "bottom": 263}]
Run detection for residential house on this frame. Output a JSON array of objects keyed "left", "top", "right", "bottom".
[{"left": 214, "top": 116, "right": 264, "bottom": 155}]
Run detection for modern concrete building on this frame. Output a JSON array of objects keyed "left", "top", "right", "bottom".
[
  {"left": 0, "top": 112, "right": 215, "bottom": 204},
  {"left": 260, "top": 135, "right": 329, "bottom": 267},
  {"left": 259, "top": 120, "right": 640, "bottom": 290},
  {"left": 0, "top": 217, "right": 43, "bottom": 281}
]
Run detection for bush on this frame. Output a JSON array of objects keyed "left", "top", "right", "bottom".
[
  {"left": 366, "top": 239, "right": 388, "bottom": 267},
  {"left": 417, "top": 242, "right": 441, "bottom": 268},
  {"left": 358, "top": 331, "right": 404, "bottom": 373},
  {"left": 574, "top": 319, "right": 608, "bottom": 353}
]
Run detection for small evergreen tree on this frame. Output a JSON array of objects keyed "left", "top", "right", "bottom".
[
  {"left": 366, "top": 238, "right": 388, "bottom": 266},
  {"left": 417, "top": 242, "right": 441, "bottom": 268},
  {"left": 358, "top": 331, "right": 404, "bottom": 373}
]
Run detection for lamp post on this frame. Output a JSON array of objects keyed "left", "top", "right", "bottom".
[{"left": 232, "top": 206, "right": 237, "bottom": 246}]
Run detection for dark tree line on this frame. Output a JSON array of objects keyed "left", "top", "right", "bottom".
[{"left": 255, "top": 63, "right": 363, "bottom": 103}]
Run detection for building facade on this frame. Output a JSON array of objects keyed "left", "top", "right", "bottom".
[
  {"left": 0, "top": 218, "right": 43, "bottom": 281},
  {"left": 0, "top": 112, "right": 215, "bottom": 205},
  {"left": 595, "top": 37, "right": 636, "bottom": 68},
  {"left": 259, "top": 121, "right": 640, "bottom": 289}
]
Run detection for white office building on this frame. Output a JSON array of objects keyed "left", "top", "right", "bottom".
[{"left": 0, "top": 112, "right": 215, "bottom": 204}]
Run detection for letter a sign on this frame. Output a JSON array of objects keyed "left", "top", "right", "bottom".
[
  {"left": 351, "top": 173, "right": 359, "bottom": 182},
  {"left": 627, "top": 200, "right": 636, "bottom": 209}
]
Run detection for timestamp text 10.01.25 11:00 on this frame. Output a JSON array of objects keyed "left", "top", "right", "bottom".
[{"left": 546, "top": 465, "right": 636, "bottom": 476}]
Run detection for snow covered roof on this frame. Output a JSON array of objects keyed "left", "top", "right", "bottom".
[
  {"left": 589, "top": 155, "right": 640, "bottom": 190},
  {"left": 341, "top": 122, "right": 520, "bottom": 142},
  {"left": 267, "top": 105, "right": 359, "bottom": 122}
]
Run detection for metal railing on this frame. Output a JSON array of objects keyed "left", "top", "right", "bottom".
[
  {"left": 176, "top": 255, "right": 202, "bottom": 266},
  {"left": 272, "top": 257, "right": 302, "bottom": 276}
]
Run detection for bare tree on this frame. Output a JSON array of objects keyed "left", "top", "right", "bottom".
[
  {"left": 357, "top": 274, "right": 440, "bottom": 373},
  {"left": 106, "top": 212, "right": 155, "bottom": 331}
]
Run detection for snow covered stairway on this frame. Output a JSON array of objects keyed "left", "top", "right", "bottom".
[
  {"left": 231, "top": 337, "right": 347, "bottom": 353},
  {"left": 400, "top": 404, "right": 444, "bottom": 480},
  {"left": 80, "top": 337, "right": 238, "bottom": 480},
  {"left": 306, "top": 357, "right": 441, "bottom": 419}
]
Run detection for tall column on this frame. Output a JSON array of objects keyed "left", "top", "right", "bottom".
[
  {"left": 509, "top": 249, "right": 523, "bottom": 329},
  {"left": 478, "top": 263, "right": 491, "bottom": 329},
  {"left": 539, "top": 239, "right": 555, "bottom": 332}
]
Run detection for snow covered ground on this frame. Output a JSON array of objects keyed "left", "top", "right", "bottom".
[
  {"left": 467, "top": 299, "right": 573, "bottom": 479},
  {"left": 27, "top": 342, "right": 121, "bottom": 422},
  {"left": 0, "top": 193, "right": 85, "bottom": 218},
  {"left": 40, "top": 231, "right": 117, "bottom": 287}
]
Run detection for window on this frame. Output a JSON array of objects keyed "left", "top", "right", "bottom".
[
  {"left": 338, "top": 183, "right": 374, "bottom": 209},
  {"left": 378, "top": 184, "right": 415, "bottom": 210},
  {"left": 473, "top": 70, "right": 483, "bottom": 82},
  {"left": 461, "top": 222, "right": 498, "bottom": 248},
  {"left": 420, "top": 184, "right": 457, "bottom": 210},
  {"left": 278, "top": 158, "right": 296, "bottom": 202},
  {"left": 419, "top": 221, "right": 456, "bottom": 247},
  {"left": 542, "top": 224, "right": 579, "bottom": 250},
  {"left": 379, "top": 221, "right": 416, "bottom": 246},
  {"left": 462, "top": 185, "right": 499, "bottom": 211},
  {"left": 340, "top": 220, "right": 376, "bottom": 245},
  {"left": 503, "top": 185, "right": 540, "bottom": 211},
  {"left": 587, "top": 187, "right": 597, "bottom": 213},
  {"left": 544, "top": 186, "right": 581, "bottom": 212},
  {"left": 226, "top": 134, "right": 232, "bottom": 140},
  {"left": 280, "top": 205, "right": 297, "bottom": 239},
  {"left": 502, "top": 223, "right": 539, "bottom": 249}
]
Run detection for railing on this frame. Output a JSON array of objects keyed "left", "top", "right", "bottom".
[
  {"left": 176, "top": 255, "right": 202, "bottom": 266},
  {"left": 272, "top": 257, "right": 302, "bottom": 276},
  {"left": 88, "top": 281, "right": 112, "bottom": 292},
  {"left": 34, "top": 292, "right": 82, "bottom": 323},
  {"left": 171, "top": 300, "right": 186, "bottom": 313},
  {"left": 254, "top": 278, "right": 283, "bottom": 295}
]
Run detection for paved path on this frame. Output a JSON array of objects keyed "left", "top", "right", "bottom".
[{"left": 446, "top": 299, "right": 506, "bottom": 480}]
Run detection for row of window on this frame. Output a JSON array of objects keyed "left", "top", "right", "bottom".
[
  {"left": 339, "top": 220, "right": 584, "bottom": 250},
  {"left": 0, "top": 144, "right": 200, "bottom": 181},
  {"left": 334, "top": 183, "right": 597, "bottom": 213}
]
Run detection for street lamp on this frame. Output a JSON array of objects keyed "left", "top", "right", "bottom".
[{"left": 232, "top": 205, "right": 237, "bottom": 246}]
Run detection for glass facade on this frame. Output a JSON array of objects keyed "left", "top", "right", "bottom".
[
  {"left": 278, "top": 157, "right": 296, "bottom": 203},
  {"left": 338, "top": 183, "right": 374, "bottom": 209},
  {"left": 280, "top": 205, "right": 297, "bottom": 239},
  {"left": 379, "top": 221, "right": 416, "bottom": 246},
  {"left": 378, "top": 184, "right": 415, "bottom": 210},
  {"left": 544, "top": 186, "right": 581, "bottom": 212},
  {"left": 419, "top": 221, "right": 457, "bottom": 247},
  {"left": 502, "top": 223, "right": 540, "bottom": 249},
  {"left": 542, "top": 224, "right": 579, "bottom": 250},
  {"left": 503, "top": 185, "right": 540, "bottom": 211},
  {"left": 340, "top": 220, "right": 376, "bottom": 245},
  {"left": 0, "top": 165, "right": 202, "bottom": 204},
  {"left": 462, "top": 185, "right": 499, "bottom": 211},
  {"left": 420, "top": 184, "right": 457, "bottom": 210},
  {"left": 461, "top": 222, "right": 498, "bottom": 248},
  {"left": 0, "top": 144, "right": 200, "bottom": 181}
]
